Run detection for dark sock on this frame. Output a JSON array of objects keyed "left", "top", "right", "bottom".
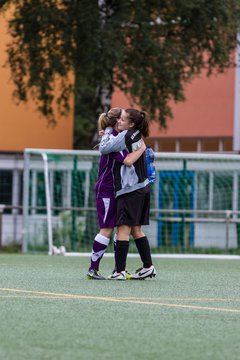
[
  {"left": 116, "top": 240, "right": 129, "bottom": 273},
  {"left": 134, "top": 236, "right": 152, "bottom": 268}
]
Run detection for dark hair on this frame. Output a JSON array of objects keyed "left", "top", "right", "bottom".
[
  {"left": 98, "top": 108, "right": 122, "bottom": 131},
  {"left": 125, "top": 108, "right": 150, "bottom": 138}
]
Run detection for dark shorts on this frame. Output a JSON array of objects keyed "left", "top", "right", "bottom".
[
  {"left": 116, "top": 186, "right": 150, "bottom": 227},
  {"left": 96, "top": 196, "right": 117, "bottom": 229}
]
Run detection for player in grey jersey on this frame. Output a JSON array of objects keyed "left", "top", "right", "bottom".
[{"left": 99, "top": 108, "right": 156, "bottom": 280}]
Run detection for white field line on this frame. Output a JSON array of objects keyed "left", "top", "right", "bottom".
[
  {"left": 0, "top": 288, "right": 240, "bottom": 313},
  {"left": 63, "top": 252, "right": 240, "bottom": 260}
]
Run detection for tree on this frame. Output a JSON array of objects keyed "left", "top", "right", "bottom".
[{"left": 2, "top": 0, "right": 240, "bottom": 148}]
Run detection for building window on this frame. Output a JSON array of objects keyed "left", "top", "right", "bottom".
[
  {"left": 159, "top": 139, "right": 176, "bottom": 152},
  {"left": 223, "top": 138, "right": 233, "bottom": 151},
  {"left": 202, "top": 138, "right": 220, "bottom": 152},
  {"left": 180, "top": 138, "right": 198, "bottom": 152}
]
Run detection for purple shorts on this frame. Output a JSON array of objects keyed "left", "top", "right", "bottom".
[{"left": 96, "top": 196, "right": 117, "bottom": 229}]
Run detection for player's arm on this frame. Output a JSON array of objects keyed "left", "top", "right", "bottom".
[
  {"left": 99, "top": 127, "right": 128, "bottom": 154},
  {"left": 123, "top": 142, "right": 146, "bottom": 166},
  {"left": 111, "top": 141, "right": 146, "bottom": 166}
]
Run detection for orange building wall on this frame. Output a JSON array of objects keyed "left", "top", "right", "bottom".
[
  {"left": 0, "top": 12, "right": 73, "bottom": 152},
  {"left": 112, "top": 69, "right": 235, "bottom": 139},
  {"left": 1, "top": 9, "right": 235, "bottom": 152}
]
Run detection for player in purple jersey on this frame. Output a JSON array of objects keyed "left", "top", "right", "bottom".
[{"left": 87, "top": 108, "right": 146, "bottom": 280}]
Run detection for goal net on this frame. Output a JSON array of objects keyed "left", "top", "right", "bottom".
[
  {"left": 22, "top": 149, "right": 240, "bottom": 254},
  {"left": 152, "top": 152, "right": 240, "bottom": 253},
  {"left": 22, "top": 149, "right": 101, "bottom": 254}
]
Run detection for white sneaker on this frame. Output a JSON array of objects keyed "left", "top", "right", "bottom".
[
  {"left": 131, "top": 265, "right": 156, "bottom": 280},
  {"left": 108, "top": 271, "right": 126, "bottom": 280}
]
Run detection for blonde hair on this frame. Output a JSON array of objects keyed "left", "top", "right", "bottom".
[{"left": 98, "top": 108, "right": 122, "bottom": 131}]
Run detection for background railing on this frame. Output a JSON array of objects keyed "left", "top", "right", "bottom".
[
  {"left": 1, "top": 149, "right": 240, "bottom": 254},
  {"left": 1, "top": 204, "right": 240, "bottom": 254}
]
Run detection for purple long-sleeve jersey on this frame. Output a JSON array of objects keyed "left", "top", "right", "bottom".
[{"left": 95, "top": 129, "right": 128, "bottom": 198}]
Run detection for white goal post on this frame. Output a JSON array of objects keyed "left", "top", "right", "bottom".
[{"left": 22, "top": 148, "right": 100, "bottom": 254}]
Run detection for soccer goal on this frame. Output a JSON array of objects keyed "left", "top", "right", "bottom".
[
  {"left": 22, "top": 148, "right": 101, "bottom": 254},
  {"left": 22, "top": 148, "right": 240, "bottom": 255}
]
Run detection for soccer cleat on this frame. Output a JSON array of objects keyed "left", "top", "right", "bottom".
[
  {"left": 111, "top": 268, "right": 132, "bottom": 280},
  {"left": 87, "top": 269, "right": 106, "bottom": 280},
  {"left": 125, "top": 270, "right": 132, "bottom": 280},
  {"left": 130, "top": 265, "right": 156, "bottom": 280},
  {"left": 108, "top": 271, "right": 126, "bottom": 280}
]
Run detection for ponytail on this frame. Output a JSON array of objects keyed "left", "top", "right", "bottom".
[
  {"left": 139, "top": 111, "right": 150, "bottom": 138},
  {"left": 98, "top": 113, "right": 109, "bottom": 131},
  {"left": 97, "top": 108, "right": 122, "bottom": 131}
]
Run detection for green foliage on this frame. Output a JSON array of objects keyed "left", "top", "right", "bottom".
[
  {"left": 0, "top": 0, "right": 9, "bottom": 11},
  {"left": 0, "top": 242, "right": 21, "bottom": 253},
  {"left": 2, "top": 0, "right": 240, "bottom": 148}
]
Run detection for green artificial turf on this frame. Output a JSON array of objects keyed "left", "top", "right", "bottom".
[{"left": 0, "top": 254, "right": 240, "bottom": 360}]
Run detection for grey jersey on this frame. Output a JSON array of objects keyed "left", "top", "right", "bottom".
[{"left": 99, "top": 128, "right": 149, "bottom": 197}]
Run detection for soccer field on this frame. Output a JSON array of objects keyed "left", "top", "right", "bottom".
[{"left": 0, "top": 254, "right": 240, "bottom": 360}]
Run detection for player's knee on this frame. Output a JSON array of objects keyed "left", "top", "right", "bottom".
[
  {"left": 100, "top": 228, "right": 113, "bottom": 238},
  {"left": 131, "top": 228, "right": 145, "bottom": 239},
  {"left": 117, "top": 225, "right": 131, "bottom": 240}
]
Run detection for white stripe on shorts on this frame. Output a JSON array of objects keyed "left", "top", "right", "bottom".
[{"left": 102, "top": 198, "right": 110, "bottom": 224}]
